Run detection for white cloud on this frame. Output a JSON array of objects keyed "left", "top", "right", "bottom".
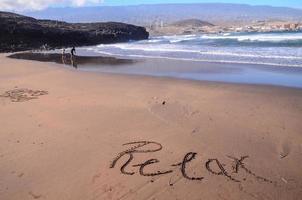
[{"left": 0, "top": 0, "right": 104, "bottom": 11}]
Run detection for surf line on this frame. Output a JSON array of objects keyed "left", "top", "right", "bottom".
[{"left": 110, "top": 141, "right": 274, "bottom": 184}]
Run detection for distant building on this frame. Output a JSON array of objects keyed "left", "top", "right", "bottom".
[{"left": 290, "top": 23, "right": 298, "bottom": 29}]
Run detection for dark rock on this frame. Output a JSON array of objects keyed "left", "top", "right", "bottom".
[{"left": 0, "top": 11, "right": 149, "bottom": 52}]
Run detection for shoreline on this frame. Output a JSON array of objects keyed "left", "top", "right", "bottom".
[
  {"left": 1, "top": 53, "right": 302, "bottom": 200},
  {"left": 6, "top": 52, "right": 302, "bottom": 89}
]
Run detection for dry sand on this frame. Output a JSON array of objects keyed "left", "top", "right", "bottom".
[{"left": 0, "top": 54, "right": 302, "bottom": 200}]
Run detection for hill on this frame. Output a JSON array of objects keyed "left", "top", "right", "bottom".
[
  {"left": 171, "top": 19, "right": 214, "bottom": 27},
  {"left": 23, "top": 3, "right": 302, "bottom": 26}
]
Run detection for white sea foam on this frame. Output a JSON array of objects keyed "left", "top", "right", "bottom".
[
  {"left": 91, "top": 32, "right": 302, "bottom": 68},
  {"left": 151, "top": 33, "right": 302, "bottom": 43},
  {"left": 94, "top": 50, "right": 302, "bottom": 68},
  {"left": 198, "top": 51, "right": 302, "bottom": 60},
  {"left": 201, "top": 33, "right": 302, "bottom": 42},
  {"left": 100, "top": 43, "right": 201, "bottom": 53}
]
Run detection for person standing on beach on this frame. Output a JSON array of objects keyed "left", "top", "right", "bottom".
[
  {"left": 70, "top": 47, "right": 77, "bottom": 69},
  {"left": 71, "top": 47, "right": 76, "bottom": 57},
  {"left": 61, "top": 48, "right": 66, "bottom": 64}
]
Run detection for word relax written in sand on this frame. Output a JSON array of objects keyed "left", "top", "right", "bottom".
[{"left": 110, "top": 141, "right": 274, "bottom": 184}]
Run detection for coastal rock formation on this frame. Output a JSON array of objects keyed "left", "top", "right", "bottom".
[{"left": 0, "top": 12, "right": 149, "bottom": 52}]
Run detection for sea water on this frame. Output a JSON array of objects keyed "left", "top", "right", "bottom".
[
  {"left": 86, "top": 32, "right": 302, "bottom": 68},
  {"left": 77, "top": 31, "right": 302, "bottom": 88}
]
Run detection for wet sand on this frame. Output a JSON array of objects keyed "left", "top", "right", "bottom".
[
  {"left": 8, "top": 52, "right": 138, "bottom": 66},
  {"left": 9, "top": 51, "right": 302, "bottom": 88},
  {"left": 1, "top": 53, "right": 302, "bottom": 200}
]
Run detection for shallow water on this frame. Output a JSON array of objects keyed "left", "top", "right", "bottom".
[{"left": 78, "top": 57, "right": 302, "bottom": 88}]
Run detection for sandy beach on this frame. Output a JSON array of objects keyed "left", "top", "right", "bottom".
[{"left": 1, "top": 53, "right": 302, "bottom": 200}]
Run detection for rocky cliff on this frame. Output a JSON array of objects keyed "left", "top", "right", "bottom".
[{"left": 0, "top": 12, "right": 149, "bottom": 52}]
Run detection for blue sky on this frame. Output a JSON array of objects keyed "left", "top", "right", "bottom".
[
  {"left": 101, "top": 0, "right": 301, "bottom": 8},
  {"left": 1, "top": 0, "right": 301, "bottom": 12}
]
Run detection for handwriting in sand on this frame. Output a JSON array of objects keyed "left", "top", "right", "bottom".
[{"left": 110, "top": 141, "right": 273, "bottom": 184}]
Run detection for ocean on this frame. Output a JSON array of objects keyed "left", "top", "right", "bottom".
[
  {"left": 83, "top": 31, "right": 302, "bottom": 68},
  {"left": 57, "top": 31, "right": 302, "bottom": 88}
]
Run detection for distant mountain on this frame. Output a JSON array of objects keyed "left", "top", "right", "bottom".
[
  {"left": 0, "top": 11, "right": 148, "bottom": 52},
  {"left": 22, "top": 3, "right": 302, "bottom": 26},
  {"left": 171, "top": 19, "right": 214, "bottom": 27}
]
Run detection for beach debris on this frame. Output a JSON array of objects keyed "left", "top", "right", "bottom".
[
  {"left": 168, "top": 177, "right": 175, "bottom": 186},
  {"left": 281, "top": 177, "right": 288, "bottom": 184},
  {"left": 279, "top": 153, "right": 289, "bottom": 159},
  {"left": 162, "top": 101, "right": 166, "bottom": 105},
  {"left": 0, "top": 88, "right": 48, "bottom": 102},
  {"left": 279, "top": 145, "right": 290, "bottom": 159}
]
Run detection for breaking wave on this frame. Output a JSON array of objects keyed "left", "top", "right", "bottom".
[{"left": 84, "top": 32, "right": 302, "bottom": 67}]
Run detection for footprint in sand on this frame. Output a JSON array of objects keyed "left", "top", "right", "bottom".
[{"left": 28, "top": 191, "right": 42, "bottom": 199}]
